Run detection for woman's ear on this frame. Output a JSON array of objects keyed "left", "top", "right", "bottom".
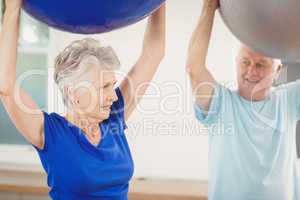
[{"left": 64, "top": 86, "right": 76, "bottom": 105}]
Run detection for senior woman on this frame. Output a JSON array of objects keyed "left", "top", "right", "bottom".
[{"left": 0, "top": 0, "right": 165, "bottom": 199}]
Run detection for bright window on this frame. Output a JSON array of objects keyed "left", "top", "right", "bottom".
[{"left": 0, "top": 1, "right": 49, "bottom": 144}]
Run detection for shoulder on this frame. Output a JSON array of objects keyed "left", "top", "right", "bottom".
[
  {"left": 42, "top": 111, "right": 65, "bottom": 125},
  {"left": 271, "top": 80, "right": 300, "bottom": 100},
  {"left": 213, "top": 83, "right": 236, "bottom": 103},
  {"left": 34, "top": 111, "right": 65, "bottom": 152},
  {"left": 41, "top": 111, "right": 70, "bottom": 135}
]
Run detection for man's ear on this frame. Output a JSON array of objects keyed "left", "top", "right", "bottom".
[
  {"left": 277, "top": 64, "right": 283, "bottom": 73},
  {"left": 274, "top": 64, "right": 283, "bottom": 80}
]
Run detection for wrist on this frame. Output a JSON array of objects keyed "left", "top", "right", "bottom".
[
  {"left": 200, "top": 8, "right": 216, "bottom": 19},
  {"left": 4, "top": 8, "right": 21, "bottom": 19},
  {"left": 201, "top": 2, "right": 218, "bottom": 14},
  {"left": 4, "top": 5, "right": 22, "bottom": 15}
]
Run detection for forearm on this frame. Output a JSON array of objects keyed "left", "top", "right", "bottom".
[
  {"left": 186, "top": 3, "right": 217, "bottom": 75},
  {"left": 141, "top": 4, "right": 166, "bottom": 62},
  {"left": 0, "top": 8, "right": 21, "bottom": 95},
  {"left": 130, "top": 4, "right": 165, "bottom": 84},
  {"left": 120, "top": 4, "right": 166, "bottom": 119}
]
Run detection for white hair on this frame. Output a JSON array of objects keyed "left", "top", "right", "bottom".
[
  {"left": 235, "top": 43, "right": 282, "bottom": 68},
  {"left": 54, "top": 38, "right": 121, "bottom": 107}
]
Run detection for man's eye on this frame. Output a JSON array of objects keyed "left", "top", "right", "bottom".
[{"left": 256, "top": 63, "right": 264, "bottom": 68}]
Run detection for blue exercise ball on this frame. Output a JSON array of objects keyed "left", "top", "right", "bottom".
[{"left": 22, "top": 0, "right": 165, "bottom": 34}]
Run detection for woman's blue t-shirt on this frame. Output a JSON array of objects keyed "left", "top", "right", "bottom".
[{"left": 33, "top": 87, "right": 134, "bottom": 200}]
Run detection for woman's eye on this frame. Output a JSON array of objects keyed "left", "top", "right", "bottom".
[{"left": 243, "top": 60, "right": 250, "bottom": 66}]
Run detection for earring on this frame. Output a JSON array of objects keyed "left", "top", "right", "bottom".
[{"left": 72, "top": 99, "right": 79, "bottom": 105}]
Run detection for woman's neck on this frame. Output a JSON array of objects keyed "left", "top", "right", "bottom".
[{"left": 65, "top": 112, "right": 101, "bottom": 136}]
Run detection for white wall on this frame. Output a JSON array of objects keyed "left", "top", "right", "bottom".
[{"left": 47, "top": 0, "right": 240, "bottom": 180}]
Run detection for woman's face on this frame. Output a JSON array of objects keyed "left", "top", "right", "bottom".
[{"left": 67, "top": 56, "right": 118, "bottom": 121}]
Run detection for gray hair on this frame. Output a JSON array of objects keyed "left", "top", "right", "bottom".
[
  {"left": 54, "top": 38, "right": 121, "bottom": 107},
  {"left": 236, "top": 43, "right": 282, "bottom": 68}
]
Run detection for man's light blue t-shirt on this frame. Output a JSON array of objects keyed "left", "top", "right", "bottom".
[{"left": 194, "top": 80, "right": 300, "bottom": 200}]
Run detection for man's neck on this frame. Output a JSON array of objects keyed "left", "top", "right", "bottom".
[{"left": 238, "top": 89, "right": 270, "bottom": 102}]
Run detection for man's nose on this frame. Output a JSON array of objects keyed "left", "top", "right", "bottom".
[{"left": 247, "top": 65, "right": 258, "bottom": 76}]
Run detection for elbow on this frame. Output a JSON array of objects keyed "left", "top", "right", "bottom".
[
  {"left": 0, "top": 88, "right": 10, "bottom": 97},
  {"left": 0, "top": 83, "right": 14, "bottom": 97},
  {"left": 142, "top": 45, "right": 165, "bottom": 63},
  {"left": 185, "top": 62, "right": 206, "bottom": 78},
  {"left": 185, "top": 64, "right": 196, "bottom": 78},
  {"left": 154, "top": 44, "right": 166, "bottom": 62},
  {"left": 0, "top": 83, "right": 7, "bottom": 96},
  {"left": 157, "top": 48, "right": 165, "bottom": 62},
  {"left": 0, "top": 89, "right": 9, "bottom": 97},
  {"left": 158, "top": 42, "right": 166, "bottom": 58},
  {"left": 186, "top": 55, "right": 206, "bottom": 73}
]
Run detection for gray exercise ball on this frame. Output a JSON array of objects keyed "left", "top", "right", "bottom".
[{"left": 219, "top": 0, "right": 300, "bottom": 62}]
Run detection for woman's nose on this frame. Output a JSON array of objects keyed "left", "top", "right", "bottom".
[{"left": 109, "top": 90, "right": 118, "bottom": 102}]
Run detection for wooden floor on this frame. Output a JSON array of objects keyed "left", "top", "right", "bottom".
[{"left": 0, "top": 162, "right": 208, "bottom": 200}]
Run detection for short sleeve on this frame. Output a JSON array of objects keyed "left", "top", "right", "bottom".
[
  {"left": 112, "top": 87, "right": 128, "bottom": 130},
  {"left": 193, "top": 83, "right": 225, "bottom": 126},
  {"left": 284, "top": 80, "right": 300, "bottom": 120},
  {"left": 32, "top": 111, "right": 56, "bottom": 154}
]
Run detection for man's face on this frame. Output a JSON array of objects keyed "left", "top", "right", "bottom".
[{"left": 236, "top": 46, "right": 282, "bottom": 100}]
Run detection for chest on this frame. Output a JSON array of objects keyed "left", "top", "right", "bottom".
[{"left": 48, "top": 129, "right": 134, "bottom": 192}]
